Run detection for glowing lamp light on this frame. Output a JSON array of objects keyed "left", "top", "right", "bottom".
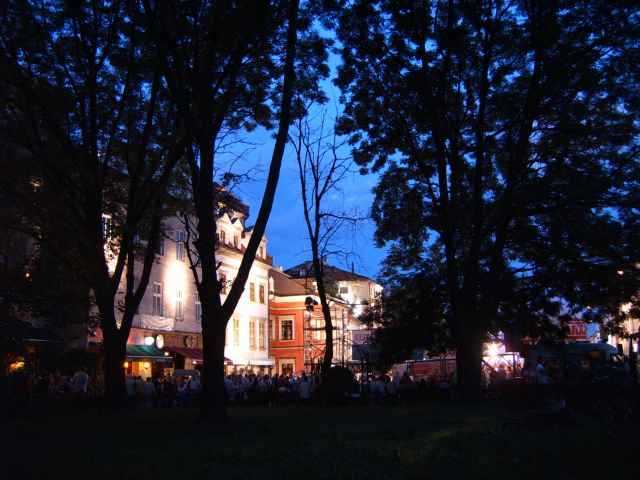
[
  {"left": 144, "top": 336, "right": 155, "bottom": 346},
  {"left": 617, "top": 270, "right": 625, "bottom": 276},
  {"left": 486, "top": 343, "right": 500, "bottom": 359},
  {"left": 9, "top": 361, "right": 25, "bottom": 372},
  {"left": 143, "top": 362, "right": 151, "bottom": 369},
  {"left": 123, "top": 361, "right": 129, "bottom": 368}
]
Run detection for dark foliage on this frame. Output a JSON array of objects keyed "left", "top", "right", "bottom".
[{"left": 336, "top": 0, "right": 640, "bottom": 389}]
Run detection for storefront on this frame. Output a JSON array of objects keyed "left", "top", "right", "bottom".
[
  {"left": 124, "top": 344, "right": 172, "bottom": 380},
  {"left": 164, "top": 347, "right": 204, "bottom": 371}
]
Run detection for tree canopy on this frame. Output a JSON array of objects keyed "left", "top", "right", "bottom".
[{"left": 336, "top": 0, "right": 640, "bottom": 389}]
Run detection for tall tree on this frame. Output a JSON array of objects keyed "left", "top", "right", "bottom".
[
  {"left": 0, "top": 1, "right": 186, "bottom": 406},
  {"left": 336, "top": 0, "right": 640, "bottom": 395},
  {"left": 290, "top": 107, "right": 356, "bottom": 375},
  {"left": 146, "top": 0, "right": 329, "bottom": 420}
]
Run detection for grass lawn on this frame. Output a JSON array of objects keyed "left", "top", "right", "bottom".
[{"left": 5, "top": 402, "right": 639, "bottom": 480}]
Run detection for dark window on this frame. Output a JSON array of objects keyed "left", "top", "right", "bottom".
[{"left": 280, "top": 319, "right": 293, "bottom": 340}]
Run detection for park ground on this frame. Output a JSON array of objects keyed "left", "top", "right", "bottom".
[{"left": 5, "top": 402, "right": 640, "bottom": 480}]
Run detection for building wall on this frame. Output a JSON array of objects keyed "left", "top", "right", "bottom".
[
  {"left": 336, "top": 279, "right": 383, "bottom": 316},
  {"left": 269, "top": 296, "right": 354, "bottom": 374},
  {"left": 107, "top": 212, "right": 272, "bottom": 368},
  {"left": 269, "top": 300, "right": 305, "bottom": 374}
]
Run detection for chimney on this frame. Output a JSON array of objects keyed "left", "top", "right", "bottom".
[{"left": 351, "top": 262, "right": 355, "bottom": 274}]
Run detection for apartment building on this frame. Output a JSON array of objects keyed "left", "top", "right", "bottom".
[{"left": 90, "top": 195, "right": 273, "bottom": 378}]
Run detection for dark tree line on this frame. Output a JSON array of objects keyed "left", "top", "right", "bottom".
[
  {"left": 2, "top": 0, "right": 640, "bottom": 410},
  {"left": 335, "top": 0, "right": 640, "bottom": 394},
  {"left": 0, "top": 0, "right": 330, "bottom": 418}
]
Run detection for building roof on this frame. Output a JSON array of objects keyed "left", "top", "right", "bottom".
[
  {"left": 216, "top": 186, "right": 249, "bottom": 217},
  {"left": 285, "top": 261, "right": 376, "bottom": 283},
  {"left": 269, "top": 268, "right": 312, "bottom": 296}
]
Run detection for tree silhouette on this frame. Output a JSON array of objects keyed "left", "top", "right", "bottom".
[{"left": 336, "top": 0, "right": 640, "bottom": 395}]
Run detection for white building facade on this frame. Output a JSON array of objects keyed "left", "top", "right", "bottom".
[{"left": 93, "top": 198, "right": 273, "bottom": 378}]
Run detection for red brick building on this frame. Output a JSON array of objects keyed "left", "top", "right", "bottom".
[{"left": 269, "top": 268, "right": 352, "bottom": 375}]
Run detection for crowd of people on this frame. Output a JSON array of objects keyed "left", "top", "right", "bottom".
[{"left": 3, "top": 365, "right": 515, "bottom": 413}]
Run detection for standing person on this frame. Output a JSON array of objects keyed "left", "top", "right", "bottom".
[
  {"left": 298, "top": 373, "right": 311, "bottom": 405},
  {"left": 71, "top": 368, "right": 90, "bottom": 407},
  {"left": 536, "top": 357, "right": 549, "bottom": 385},
  {"left": 189, "top": 374, "right": 202, "bottom": 407},
  {"left": 143, "top": 378, "right": 156, "bottom": 408}
]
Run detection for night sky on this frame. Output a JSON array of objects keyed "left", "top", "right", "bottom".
[
  {"left": 219, "top": 50, "right": 387, "bottom": 281},
  {"left": 223, "top": 124, "right": 386, "bottom": 280}
]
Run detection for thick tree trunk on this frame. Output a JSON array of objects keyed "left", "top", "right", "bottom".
[
  {"left": 95, "top": 295, "right": 128, "bottom": 409},
  {"left": 102, "top": 327, "right": 127, "bottom": 408},
  {"left": 200, "top": 310, "right": 227, "bottom": 422},
  {"left": 455, "top": 326, "right": 484, "bottom": 400}
]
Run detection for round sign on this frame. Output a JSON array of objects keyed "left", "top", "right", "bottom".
[{"left": 155, "top": 334, "right": 164, "bottom": 349}]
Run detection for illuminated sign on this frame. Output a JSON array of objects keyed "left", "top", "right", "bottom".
[{"left": 567, "top": 321, "right": 587, "bottom": 341}]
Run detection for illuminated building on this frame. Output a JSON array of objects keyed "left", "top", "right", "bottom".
[
  {"left": 268, "top": 265, "right": 380, "bottom": 375},
  {"left": 90, "top": 194, "right": 273, "bottom": 378}
]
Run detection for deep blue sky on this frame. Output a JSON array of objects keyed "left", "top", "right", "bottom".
[
  {"left": 220, "top": 73, "right": 387, "bottom": 280},
  {"left": 225, "top": 124, "right": 386, "bottom": 280}
]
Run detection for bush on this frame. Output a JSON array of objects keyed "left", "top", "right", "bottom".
[{"left": 320, "top": 366, "right": 356, "bottom": 405}]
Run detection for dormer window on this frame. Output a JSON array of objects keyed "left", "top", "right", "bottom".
[{"left": 220, "top": 230, "right": 226, "bottom": 245}]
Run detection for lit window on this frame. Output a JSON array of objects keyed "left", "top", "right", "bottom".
[
  {"left": 259, "top": 319, "right": 266, "bottom": 350},
  {"left": 249, "top": 318, "right": 256, "bottom": 350},
  {"left": 219, "top": 272, "right": 227, "bottom": 295},
  {"left": 269, "top": 317, "right": 275, "bottom": 340},
  {"left": 175, "top": 289, "right": 183, "bottom": 321},
  {"left": 312, "top": 316, "right": 325, "bottom": 341},
  {"left": 176, "top": 231, "right": 186, "bottom": 262},
  {"left": 219, "top": 230, "right": 226, "bottom": 245},
  {"left": 152, "top": 282, "right": 163, "bottom": 316},
  {"left": 195, "top": 292, "right": 201, "bottom": 322},
  {"left": 233, "top": 317, "right": 240, "bottom": 347},
  {"left": 101, "top": 214, "right": 112, "bottom": 243},
  {"left": 259, "top": 284, "right": 265, "bottom": 304},
  {"left": 280, "top": 360, "right": 294, "bottom": 376},
  {"left": 249, "top": 282, "right": 256, "bottom": 302},
  {"left": 280, "top": 318, "right": 293, "bottom": 341}
]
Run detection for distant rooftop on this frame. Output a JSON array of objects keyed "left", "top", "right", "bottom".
[
  {"left": 285, "top": 261, "right": 375, "bottom": 283},
  {"left": 269, "top": 268, "right": 311, "bottom": 296}
]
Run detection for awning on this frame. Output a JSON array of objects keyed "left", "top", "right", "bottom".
[
  {"left": 164, "top": 347, "right": 233, "bottom": 364},
  {"left": 126, "top": 344, "right": 170, "bottom": 361},
  {"left": 164, "top": 347, "right": 202, "bottom": 361}
]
